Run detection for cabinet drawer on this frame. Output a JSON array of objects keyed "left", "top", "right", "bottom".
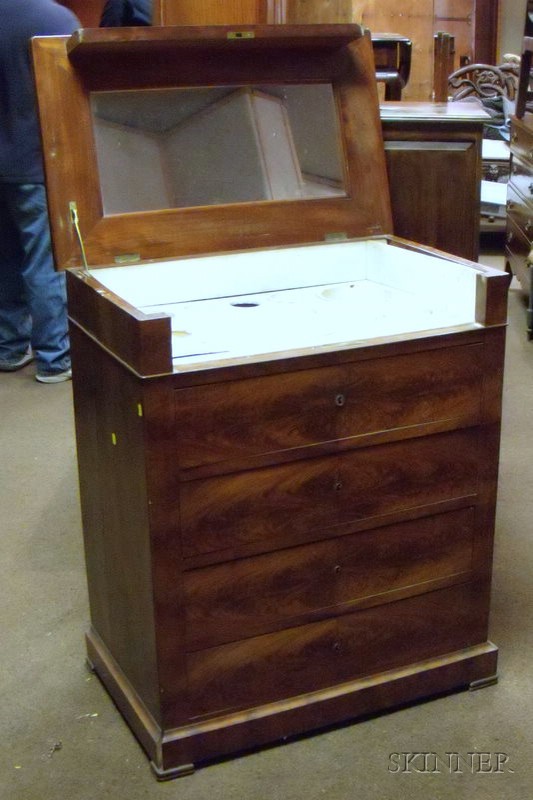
[
  {"left": 185, "top": 507, "right": 475, "bottom": 651},
  {"left": 511, "top": 120, "right": 533, "bottom": 165},
  {"left": 175, "top": 346, "right": 485, "bottom": 469},
  {"left": 186, "top": 581, "right": 490, "bottom": 717},
  {"left": 181, "top": 428, "right": 486, "bottom": 558},
  {"left": 508, "top": 152, "right": 533, "bottom": 209},
  {"left": 506, "top": 182, "right": 533, "bottom": 236},
  {"left": 506, "top": 212, "right": 532, "bottom": 292}
]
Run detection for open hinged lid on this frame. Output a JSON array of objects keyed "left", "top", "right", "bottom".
[{"left": 31, "top": 24, "right": 393, "bottom": 271}]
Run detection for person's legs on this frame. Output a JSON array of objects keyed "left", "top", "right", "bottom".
[
  {"left": 0, "top": 184, "right": 32, "bottom": 366},
  {"left": 7, "top": 183, "right": 70, "bottom": 377}
]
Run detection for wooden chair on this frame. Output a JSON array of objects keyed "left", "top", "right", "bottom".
[
  {"left": 447, "top": 58, "right": 520, "bottom": 103},
  {"left": 433, "top": 32, "right": 455, "bottom": 103}
]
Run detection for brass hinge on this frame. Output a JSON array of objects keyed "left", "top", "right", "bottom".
[
  {"left": 324, "top": 232, "right": 349, "bottom": 242},
  {"left": 114, "top": 253, "right": 141, "bottom": 265}
]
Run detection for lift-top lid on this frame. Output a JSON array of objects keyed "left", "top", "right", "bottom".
[{"left": 32, "top": 25, "right": 393, "bottom": 270}]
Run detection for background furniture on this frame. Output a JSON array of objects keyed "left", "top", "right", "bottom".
[
  {"left": 448, "top": 59, "right": 520, "bottom": 103},
  {"left": 154, "top": 0, "right": 275, "bottom": 23},
  {"left": 370, "top": 33, "right": 412, "bottom": 100},
  {"left": 444, "top": 57, "right": 517, "bottom": 237},
  {"left": 506, "top": 23, "right": 533, "bottom": 338},
  {"left": 434, "top": 31, "right": 456, "bottom": 102},
  {"left": 516, "top": 36, "right": 533, "bottom": 117},
  {"left": 503, "top": 114, "right": 533, "bottom": 335},
  {"left": 60, "top": 1, "right": 500, "bottom": 102},
  {"left": 504, "top": 5, "right": 533, "bottom": 338},
  {"left": 381, "top": 101, "right": 488, "bottom": 261},
  {"left": 480, "top": 139, "right": 511, "bottom": 234}
]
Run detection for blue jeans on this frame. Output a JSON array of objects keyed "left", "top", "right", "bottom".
[{"left": 0, "top": 182, "right": 70, "bottom": 374}]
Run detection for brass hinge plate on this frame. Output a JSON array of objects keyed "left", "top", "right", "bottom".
[{"left": 324, "top": 232, "right": 349, "bottom": 242}]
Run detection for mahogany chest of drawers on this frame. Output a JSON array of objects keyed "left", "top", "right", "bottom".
[{"left": 32, "top": 25, "right": 509, "bottom": 778}]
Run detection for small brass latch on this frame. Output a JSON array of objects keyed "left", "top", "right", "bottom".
[{"left": 227, "top": 31, "right": 255, "bottom": 39}]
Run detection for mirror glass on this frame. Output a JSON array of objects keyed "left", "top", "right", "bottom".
[{"left": 90, "top": 84, "right": 346, "bottom": 214}]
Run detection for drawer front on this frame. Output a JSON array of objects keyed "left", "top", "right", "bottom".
[
  {"left": 506, "top": 182, "right": 533, "bottom": 232},
  {"left": 186, "top": 582, "right": 490, "bottom": 717},
  {"left": 508, "top": 153, "right": 533, "bottom": 209},
  {"left": 511, "top": 119, "right": 533, "bottom": 164},
  {"left": 181, "top": 428, "right": 484, "bottom": 558},
  {"left": 175, "top": 346, "right": 485, "bottom": 469},
  {"left": 506, "top": 211, "right": 532, "bottom": 292},
  {"left": 185, "top": 507, "right": 475, "bottom": 651}
]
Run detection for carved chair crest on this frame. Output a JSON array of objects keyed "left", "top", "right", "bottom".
[{"left": 448, "top": 60, "right": 520, "bottom": 101}]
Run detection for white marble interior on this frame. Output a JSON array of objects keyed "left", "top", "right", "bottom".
[{"left": 92, "top": 239, "right": 479, "bottom": 368}]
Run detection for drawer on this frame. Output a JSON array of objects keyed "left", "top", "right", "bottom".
[
  {"left": 506, "top": 182, "right": 533, "bottom": 234},
  {"left": 508, "top": 153, "right": 533, "bottom": 211},
  {"left": 511, "top": 119, "right": 533, "bottom": 163},
  {"left": 174, "top": 345, "right": 485, "bottom": 470},
  {"left": 506, "top": 211, "right": 532, "bottom": 292},
  {"left": 180, "top": 428, "right": 487, "bottom": 558},
  {"left": 185, "top": 507, "right": 475, "bottom": 651},
  {"left": 186, "top": 581, "right": 490, "bottom": 717}
]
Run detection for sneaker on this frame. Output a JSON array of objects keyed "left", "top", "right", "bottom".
[
  {"left": 0, "top": 350, "right": 34, "bottom": 372},
  {"left": 35, "top": 368, "right": 72, "bottom": 384}
]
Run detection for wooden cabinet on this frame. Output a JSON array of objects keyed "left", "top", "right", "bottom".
[
  {"left": 69, "top": 287, "right": 506, "bottom": 778},
  {"left": 154, "top": 1, "right": 499, "bottom": 101},
  {"left": 70, "top": 284, "right": 506, "bottom": 779},
  {"left": 32, "top": 25, "right": 509, "bottom": 779},
  {"left": 59, "top": 0, "right": 105, "bottom": 25},
  {"left": 154, "top": 0, "right": 276, "bottom": 24},
  {"left": 381, "top": 101, "right": 489, "bottom": 261},
  {"left": 506, "top": 116, "right": 533, "bottom": 337}
]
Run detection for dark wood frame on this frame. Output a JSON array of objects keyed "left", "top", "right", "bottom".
[{"left": 33, "top": 26, "right": 392, "bottom": 272}]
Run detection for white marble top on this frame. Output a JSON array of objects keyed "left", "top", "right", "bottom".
[{"left": 93, "top": 239, "right": 479, "bottom": 369}]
